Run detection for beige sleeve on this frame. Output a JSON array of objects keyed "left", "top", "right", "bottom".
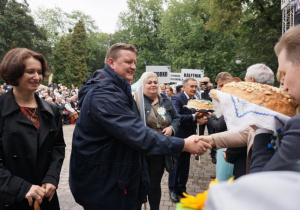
[{"left": 211, "top": 127, "right": 252, "bottom": 149}]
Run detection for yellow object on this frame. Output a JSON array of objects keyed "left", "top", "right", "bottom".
[{"left": 180, "top": 177, "right": 234, "bottom": 210}]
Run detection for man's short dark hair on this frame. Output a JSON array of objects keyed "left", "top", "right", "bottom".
[
  {"left": 215, "top": 72, "right": 233, "bottom": 83},
  {"left": 105, "top": 43, "right": 138, "bottom": 63},
  {"left": 176, "top": 85, "right": 183, "bottom": 93},
  {"left": 0, "top": 48, "right": 48, "bottom": 86}
]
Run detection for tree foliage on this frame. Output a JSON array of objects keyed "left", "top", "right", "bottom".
[
  {"left": 200, "top": 0, "right": 281, "bottom": 79},
  {"left": 69, "top": 20, "right": 88, "bottom": 88},
  {"left": 1, "top": 0, "right": 282, "bottom": 86},
  {"left": 52, "top": 36, "right": 71, "bottom": 85},
  {"left": 33, "top": 7, "right": 99, "bottom": 44},
  {"left": 86, "top": 32, "right": 113, "bottom": 74},
  {"left": 33, "top": 7, "right": 111, "bottom": 80},
  {"left": 159, "top": 0, "right": 241, "bottom": 80},
  {"left": 0, "top": 0, "right": 49, "bottom": 60},
  {"left": 118, "top": 0, "right": 166, "bottom": 80}
]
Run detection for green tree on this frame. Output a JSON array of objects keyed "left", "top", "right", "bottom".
[
  {"left": 69, "top": 20, "right": 88, "bottom": 88},
  {"left": 117, "top": 0, "right": 166, "bottom": 80},
  {"left": 52, "top": 36, "right": 71, "bottom": 85},
  {"left": 32, "top": 7, "right": 109, "bottom": 79},
  {"left": 33, "top": 7, "right": 98, "bottom": 45},
  {"left": 0, "top": 0, "right": 49, "bottom": 60},
  {"left": 86, "top": 32, "right": 112, "bottom": 75},
  {"left": 241, "top": 0, "right": 281, "bottom": 75},
  {"left": 159, "top": 0, "right": 240, "bottom": 80},
  {"left": 201, "top": 0, "right": 281, "bottom": 79}
]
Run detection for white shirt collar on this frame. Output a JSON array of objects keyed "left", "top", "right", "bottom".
[{"left": 183, "top": 91, "right": 190, "bottom": 99}]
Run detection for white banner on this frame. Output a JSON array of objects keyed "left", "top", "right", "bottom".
[
  {"left": 146, "top": 66, "right": 171, "bottom": 84},
  {"left": 170, "top": 72, "right": 184, "bottom": 83},
  {"left": 181, "top": 69, "right": 204, "bottom": 82}
]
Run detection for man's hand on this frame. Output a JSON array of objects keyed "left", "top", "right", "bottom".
[
  {"left": 183, "top": 135, "right": 212, "bottom": 155},
  {"left": 25, "top": 185, "right": 45, "bottom": 206},
  {"left": 197, "top": 117, "right": 208, "bottom": 125},
  {"left": 202, "top": 112, "right": 212, "bottom": 118},
  {"left": 195, "top": 112, "right": 203, "bottom": 119},
  {"left": 199, "top": 135, "right": 215, "bottom": 147},
  {"left": 42, "top": 183, "right": 57, "bottom": 201}
]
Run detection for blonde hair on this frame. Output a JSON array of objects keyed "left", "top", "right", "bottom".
[{"left": 138, "top": 72, "right": 161, "bottom": 94}]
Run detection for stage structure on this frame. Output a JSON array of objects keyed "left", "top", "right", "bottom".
[{"left": 281, "top": 0, "right": 296, "bottom": 34}]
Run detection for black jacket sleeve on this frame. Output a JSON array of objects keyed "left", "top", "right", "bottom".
[
  {"left": 226, "top": 147, "right": 247, "bottom": 164},
  {"left": 207, "top": 114, "right": 227, "bottom": 133}
]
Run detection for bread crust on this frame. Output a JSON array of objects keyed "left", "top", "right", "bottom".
[
  {"left": 221, "top": 82, "right": 297, "bottom": 117},
  {"left": 187, "top": 99, "right": 213, "bottom": 110}
]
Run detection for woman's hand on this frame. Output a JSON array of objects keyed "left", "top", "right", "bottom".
[
  {"left": 25, "top": 185, "right": 45, "bottom": 206},
  {"left": 42, "top": 183, "right": 57, "bottom": 201},
  {"left": 222, "top": 148, "right": 228, "bottom": 163},
  {"left": 162, "top": 126, "right": 173, "bottom": 136}
]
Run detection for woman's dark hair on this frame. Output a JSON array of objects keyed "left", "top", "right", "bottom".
[{"left": 0, "top": 48, "right": 48, "bottom": 86}]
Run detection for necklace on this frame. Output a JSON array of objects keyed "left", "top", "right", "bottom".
[
  {"left": 29, "top": 108, "right": 37, "bottom": 121},
  {"left": 151, "top": 104, "right": 161, "bottom": 129},
  {"left": 20, "top": 107, "right": 37, "bottom": 122}
]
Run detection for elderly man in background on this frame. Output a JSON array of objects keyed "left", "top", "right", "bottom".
[
  {"left": 244, "top": 63, "right": 274, "bottom": 85},
  {"left": 168, "top": 78, "right": 204, "bottom": 202}
]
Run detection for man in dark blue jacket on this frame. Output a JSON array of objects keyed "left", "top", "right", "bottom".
[{"left": 69, "top": 43, "right": 211, "bottom": 210}]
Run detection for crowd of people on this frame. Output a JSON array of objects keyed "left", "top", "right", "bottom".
[
  {"left": 1, "top": 81, "right": 81, "bottom": 125},
  {"left": 0, "top": 24, "right": 300, "bottom": 210}
]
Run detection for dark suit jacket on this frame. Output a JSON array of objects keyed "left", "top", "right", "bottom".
[
  {"left": 250, "top": 114, "right": 300, "bottom": 173},
  {"left": 171, "top": 92, "right": 196, "bottom": 138}
]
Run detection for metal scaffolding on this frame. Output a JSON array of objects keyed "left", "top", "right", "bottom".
[{"left": 282, "top": 0, "right": 296, "bottom": 34}]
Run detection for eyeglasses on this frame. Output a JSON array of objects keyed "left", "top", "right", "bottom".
[{"left": 201, "top": 81, "right": 208, "bottom": 85}]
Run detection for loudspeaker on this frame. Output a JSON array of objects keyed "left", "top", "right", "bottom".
[{"left": 295, "top": 12, "right": 300, "bottom": 25}]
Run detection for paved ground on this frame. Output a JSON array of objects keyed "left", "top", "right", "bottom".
[{"left": 57, "top": 125, "right": 216, "bottom": 210}]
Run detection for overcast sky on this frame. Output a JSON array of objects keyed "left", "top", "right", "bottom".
[{"left": 25, "top": 0, "right": 128, "bottom": 34}]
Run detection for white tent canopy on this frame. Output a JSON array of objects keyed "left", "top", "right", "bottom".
[{"left": 131, "top": 79, "right": 139, "bottom": 92}]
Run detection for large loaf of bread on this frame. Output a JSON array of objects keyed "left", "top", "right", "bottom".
[
  {"left": 220, "top": 82, "right": 297, "bottom": 117},
  {"left": 187, "top": 99, "right": 213, "bottom": 110}
]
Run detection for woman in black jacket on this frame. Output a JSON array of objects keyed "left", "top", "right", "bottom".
[
  {"left": 135, "top": 72, "right": 180, "bottom": 210},
  {"left": 0, "top": 48, "right": 65, "bottom": 209}
]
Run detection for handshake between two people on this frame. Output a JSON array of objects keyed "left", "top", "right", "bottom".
[
  {"left": 182, "top": 111, "right": 216, "bottom": 156},
  {"left": 183, "top": 135, "right": 213, "bottom": 156}
]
